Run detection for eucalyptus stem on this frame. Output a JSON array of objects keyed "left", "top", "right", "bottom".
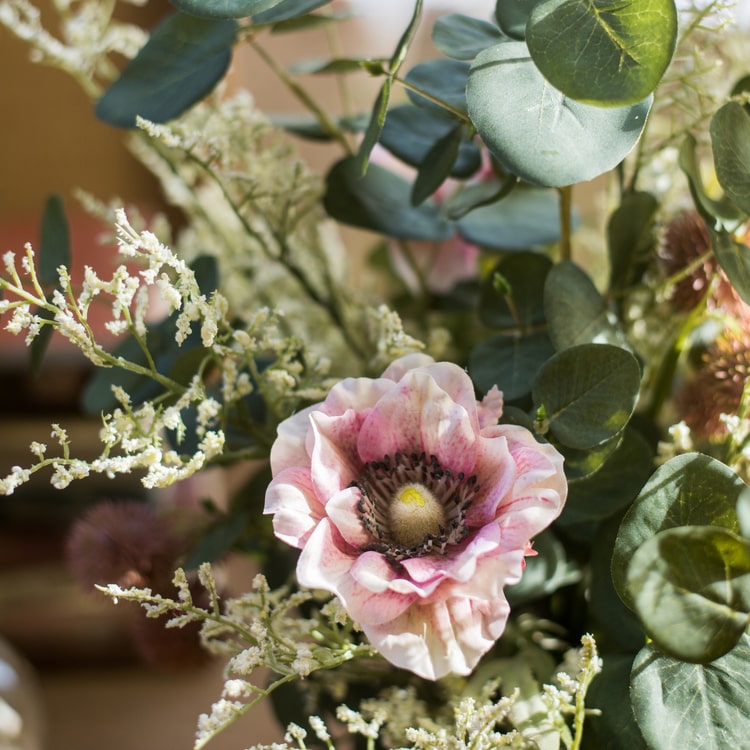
[
  {"left": 558, "top": 185, "right": 573, "bottom": 262},
  {"left": 393, "top": 75, "right": 471, "bottom": 122}
]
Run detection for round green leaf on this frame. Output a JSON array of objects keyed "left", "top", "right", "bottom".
[
  {"left": 456, "top": 187, "right": 562, "bottom": 250},
  {"left": 711, "top": 228, "right": 750, "bottom": 306},
  {"left": 627, "top": 525, "right": 750, "bottom": 663},
  {"left": 494, "top": 0, "right": 543, "bottom": 40},
  {"left": 431, "top": 13, "right": 503, "bottom": 60},
  {"left": 607, "top": 190, "right": 658, "bottom": 291},
  {"left": 612, "top": 453, "right": 746, "bottom": 609},
  {"left": 479, "top": 251, "right": 552, "bottom": 330},
  {"left": 323, "top": 157, "right": 453, "bottom": 241},
  {"left": 532, "top": 343, "right": 640, "bottom": 449},
  {"left": 466, "top": 41, "right": 652, "bottom": 187},
  {"left": 171, "top": 0, "right": 281, "bottom": 19},
  {"left": 469, "top": 330, "right": 554, "bottom": 401},
  {"left": 562, "top": 428, "right": 652, "bottom": 525},
  {"left": 404, "top": 59, "right": 470, "bottom": 115},
  {"left": 710, "top": 101, "right": 750, "bottom": 215},
  {"left": 631, "top": 637, "right": 750, "bottom": 749},
  {"left": 526, "top": 0, "right": 677, "bottom": 106},
  {"left": 379, "top": 104, "right": 481, "bottom": 178},
  {"left": 96, "top": 13, "right": 236, "bottom": 128},
  {"left": 544, "top": 261, "right": 629, "bottom": 350}
]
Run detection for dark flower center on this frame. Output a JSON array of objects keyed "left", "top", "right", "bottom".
[{"left": 354, "top": 452, "right": 479, "bottom": 564}]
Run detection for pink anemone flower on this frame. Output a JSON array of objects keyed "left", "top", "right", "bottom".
[{"left": 264, "top": 354, "right": 566, "bottom": 680}]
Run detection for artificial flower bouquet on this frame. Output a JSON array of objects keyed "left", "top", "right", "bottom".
[{"left": 2, "top": 0, "right": 750, "bottom": 747}]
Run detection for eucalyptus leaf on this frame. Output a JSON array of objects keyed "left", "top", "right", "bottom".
[
  {"left": 466, "top": 40, "right": 652, "bottom": 186},
  {"left": 526, "top": 0, "right": 677, "bottom": 106},
  {"left": 561, "top": 433, "right": 623, "bottom": 481},
  {"left": 478, "top": 251, "right": 551, "bottom": 330},
  {"left": 631, "top": 637, "right": 750, "bottom": 750},
  {"left": 323, "top": 157, "right": 453, "bottom": 240},
  {"left": 562, "top": 428, "right": 652, "bottom": 525},
  {"left": 611, "top": 453, "right": 746, "bottom": 610},
  {"left": 442, "top": 175, "right": 518, "bottom": 220},
  {"left": 532, "top": 343, "right": 641, "bottom": 450},
  {"left": 252, "top": 0, "right": 332, "bottom": 24},
  {"left": 495, "top": 0, "right": 542, "bottom": 41},
  {"left": 544, "top": 261, "right": 628, "bottom": 351},
  {"left": 710, "top": 101, "right": 750, "bottom": 215},
  {"left": 288, "top": 57, "right": 376, "bottom": 75},
  {"left": 96, "top": 12, "right": 236, "bottom": 128},
  {"left": 456, "top": 187, "right": 561, "bottom": 250},
  {"left": 356, "top": 79, "right": 391, "bottom": 175},
  {"left": 39, "top": 194, "right": 70, "bottom": 286},
  {"left": 711, "top": 228, "right": 750, "bottom": 305},
  {"left": 469, "top": 330, "right": 555, "bottom": 402},
  {"left": 431, "top": 13, "right": 503, "bottom": 60},
  {"left": 411, "top": 124, "right": 464, "bottom": 205},
  {"left": 404, "top": 59, "right": 470, "bottom": 115},
  {"left": 608, "top": 191, "right": 658, "bottom": 292},
  {"left": 379, "top": 104, "right": 481, "bottom": 178},
  {"left": 170, "top": 0, "right": 280, "bottom": 19},
  {"left": 627, "top": 525, "right": 750, "bottom": 663}
]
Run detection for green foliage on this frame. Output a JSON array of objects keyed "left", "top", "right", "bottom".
[
  {"left": 711, "top": 101, "right": 750, "bottom": 215},
  {"left": 96, "top": 12, "right": 236, "bottom": 128},
  {"left": 526, "top": 0, "right": 677, "bottom": 106},
  {"left": 431, "top": 13, "right": 503, "bottom": 60},
  {"left": 466, "top": 41, "right": 653, "bottom": 187}
]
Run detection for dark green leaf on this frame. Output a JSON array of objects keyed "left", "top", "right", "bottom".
[
  {"left": 270, "top": 9, "right": 351, "bottom": 33},
  {"left": 388, "top": 0, "right": 423, "bottom": 74},
  {"left": 678, "top": 134, "right": 742, "bottom": 224},
  {"left": 494, "top": 0, "right": 543, "bottom": 41},
  {"left": 478, "top": 251, "right": 551, "bottom": 330},
  {"left": 323, "top": 157, "right": 453, "bottom": 241},
  {"left": 711, "top": 228, "right": 750, "bottom": 305},
  {"left": 442, "top": 175, "right": 518, "bottom": 220},
  {"left": 544, "top": 261, "right": 628, "bottom": 350},
  {"left": 627, "top": 525, "right": 750, "bottom": 662},
  {"left": 379, "top": 104, "right": 481, "bottom": 178},
  {"left": 469, "top": 330, "right": 555, "bottom": 401},
  {"left": 710, "top": 101, "right": 750, "bottom": 214},
  {"left": 608, "top": 191, "right": 658, "bottom": 291},
  {"left": 171, "top": 0, "right": 280, "bottom": 19},
  {"left": 561, "top": 433, "right": 623, "bottom": 481},
  {"left": 288, "top": 57, "right": 378, "bottom": 75},
  {"left": 404, "top": 59, "right": 470, "bottom": 115},
  {"left": 631, "top": 637, "right": 750, "bottom": 749},
  {"left": 253, "top": 0, "right": 332, "bottom": 24},
  {"left": 29, "top": 308, "right": 56, "bottom": 376},
  {"left": 506, "top": 529, "right": 581, "bottom": 605},
  {"left": 612, "top": 453, "right": 746, "bottom": 610},
  {"left": 182, "top": 509, "right": 251, "bottom": 568},
  {"left": 456, "top": 187, "right": 561, "bottom": 250},
  {"left": 96, "top": 12, "right": 236, "bottom": 128},
  {"left": 467, "top": 41, "right": 652, "bottom": 186},
  {"left": 526, "top": 0, "right": 677, "bottom": 106},
  {"left": 39, "top": 194, "right": 70, "bottom": 286},
  {"left": 431, "top": 13, "right": 503, "bottom": 60},
  {"left": 356, "top": 79, "right": 391, "bottom": 175},
  {"left": 411, "top": 124, "right": 464, "bottom": 205},
  {"left": 562, "top": 428, "right": 652, "bottom": 525},
  {"left": 532, "top": 343, "right": 640, "bottom": 449}
]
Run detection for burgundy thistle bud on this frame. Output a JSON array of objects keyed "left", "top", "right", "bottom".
[
  {"left": 659, "top": 210, "right": 737, "bottom": 312},
  {"left": 65, "top": 499, "right": 186, "bottom": 591}
]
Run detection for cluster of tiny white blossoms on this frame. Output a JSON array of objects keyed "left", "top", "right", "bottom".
[
  {"left": 96, "top": 564, "right": 376, "bottom": 750},
  {"left": 0, "top": 0, "right": 147, "bottom": 97}
]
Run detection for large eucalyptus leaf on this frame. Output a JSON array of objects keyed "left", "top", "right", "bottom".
[
  {"left": 431, "top": 13, "right": 503, "bottom": 60},
  {"left": 404, "top": 59, "right": 470, "bottom": 115},
  {"left": 631, "top": 637, "right": 750, "bottom": 749},
  {"left": 170, "top": 0, "right": 280, "bottom": 19},
  {"left": 711, "top": 228, "right": 750, "bottom": 306},
  {"left": 379, "top": 104, "right": 481, "bottom": 178},
  {"left": 562, "top": 428, "right": 652, "bottom": 525},
  {"left": 469, "top": 330, "right": 554, "bottom": 401},
  {"left": 544, "top": 261, "right": 628, "bottom": 351},
  {"left": 612, "top": 453, "right": 746, "bottom": 610},
  {"left": 627, "top": 525, "right": 750, "bottom": 663},
  {"left": 494, "top": 0, "right": 542, "bottom": 40},
  {"left": 478, "top": 251, "right": 551, "bottom": 330},
  {"left": 96, "top": 13, "right": 236, "bottom": 128},
  {"left": 532, "top": 343, "right": 640, "bottom": 449},
  {"left": 456, "top": 187, "right": 561, "bottom": 250},
  {"left": 526, "top": 0, "right": 677, "bottom": 106},
  {"left": 323, "top": 157, "right": 453, "bottom": 240},
  {"left": 710, "top": 101, "right": 750, "bottom": 215},
  {"left": 466, "top": 41, "right": 652, "bottom": 186}
]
